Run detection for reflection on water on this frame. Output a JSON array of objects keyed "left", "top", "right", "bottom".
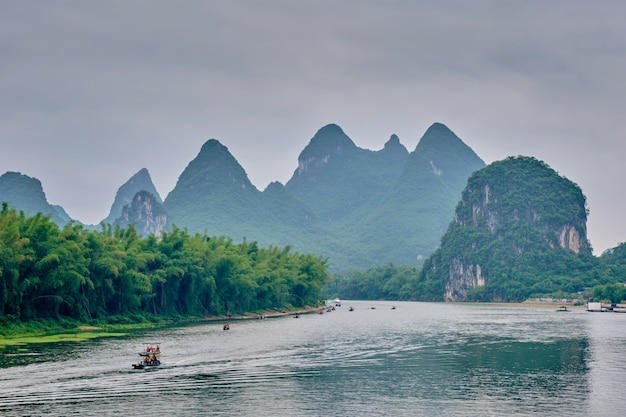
[{"left": 0, "top": 302, "right": 623, "bottom": 416}]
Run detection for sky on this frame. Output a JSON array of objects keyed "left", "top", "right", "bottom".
[{"left": 1, "top": 1, "right": 625, "bottom": 255}]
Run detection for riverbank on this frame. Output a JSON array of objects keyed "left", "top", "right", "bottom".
[
  {"left": 199, "top": 304, "right": 325, "bottom": 322},
  {"left": 0, "top": 304, "right": 326, "bottom": 348}
]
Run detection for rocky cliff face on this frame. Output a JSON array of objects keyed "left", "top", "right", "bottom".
[
  {"left": 102, "top": 168, "right": 161, "bottom": 226},
  {"left": 443, "top": 259, "right": 485, "bottom": 302},
  {"left": 115, "top": 190, "right": 168, "bottom": 236},
  {"left": 421, "top": 156, "right": 592, "bottom": 302},
  {"left": 557, "top": 225, "right": 583, "bottom": 254}
]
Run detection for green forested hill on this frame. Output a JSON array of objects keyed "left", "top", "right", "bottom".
[
  {"left": 418, "top": 156, "right": 600, "bottom": 302},
  {"left": 336, "top": 123, "right": 486, "bottom": 264},
  {"left": 329, "top": 157, "right": 626, "bottom": 302},
  {"left": 284, "top": 124, "right": 409, "bottom": 222}
]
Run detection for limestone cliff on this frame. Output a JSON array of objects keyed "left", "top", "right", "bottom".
[
  {"left": 115, "top": 190, "right": 169, "bottom": 236},
  {"left": 102, "top": 168, "right": 161, "bottom": 226},
  {"left": 419, "top": 156, "right": 592, "bottom": 302}
]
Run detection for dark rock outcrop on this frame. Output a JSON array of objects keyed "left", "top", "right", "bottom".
[
  {"left": 102, "top": 168, "right": 161, "bottom": 226},
  {"left": 115, "top": 190, "right": 169, "bottom": 236}
]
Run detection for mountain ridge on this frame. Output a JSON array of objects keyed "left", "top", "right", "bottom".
[{"left": 1, "top": 122, "right": 487, "bottom": 272}]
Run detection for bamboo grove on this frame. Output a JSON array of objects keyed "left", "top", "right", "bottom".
[{"left": 0, "top": 204, "right": 329, "bottom": 322}]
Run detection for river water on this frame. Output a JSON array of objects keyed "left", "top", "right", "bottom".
[{"left": 0, "top": 301, "right": 624, "bottom": 416}]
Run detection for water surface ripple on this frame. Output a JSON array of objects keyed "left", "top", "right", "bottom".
[{"left": 1, "top": 301, "right": 623, "bottom": 416}]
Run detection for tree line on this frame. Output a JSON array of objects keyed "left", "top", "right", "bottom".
[
  {"left": 327, "top": 258, "right": 626, "bottom": 304},
  {"left": 0, "top": 203, "right": 329, "bottom": 323}
]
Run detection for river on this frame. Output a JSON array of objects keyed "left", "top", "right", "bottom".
[{"left": 0, "top": 301, "right": 624, "bottom": 416}]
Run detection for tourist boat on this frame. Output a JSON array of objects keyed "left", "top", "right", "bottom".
[
  {"left": 132, "top": 343, "right": 164, "bottom": 370},
  {"left": 557, "top": 306, "right": 569, "bottom": 312}
]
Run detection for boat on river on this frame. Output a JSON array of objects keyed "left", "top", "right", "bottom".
[{"left": 132, "top": 343, "right": 164, "bottom": 370}]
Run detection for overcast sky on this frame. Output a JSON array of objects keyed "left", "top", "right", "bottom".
[{"left": 1, "top": 1, "right": 625, "bottom": 254}]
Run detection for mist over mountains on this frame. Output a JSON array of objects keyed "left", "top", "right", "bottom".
[{"left": 0, "top": 123, "right": 485, "bottom": 273}]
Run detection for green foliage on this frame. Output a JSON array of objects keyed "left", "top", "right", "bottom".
[
  {"left": 327, "top": 264, "right": 423, "bottom": 301},
  {"left": 418, "top": 156, "right": 601, "bottom": 302},
  {"left": 598, "top": 241, "right": 626, "bottom": 282},
  {"left": 589, "top": 283, "right": 626, "bottom": 304},
  {"left": 0, "top": 207, "right": 329, "bottom": 323}
]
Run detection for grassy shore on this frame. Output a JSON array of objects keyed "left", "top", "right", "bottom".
[
  {"left": 0, "top": 305, "right": 326, "bottom": 348},
  {"left": 0, "top": 317, "right": 169, "bottom": 348}
]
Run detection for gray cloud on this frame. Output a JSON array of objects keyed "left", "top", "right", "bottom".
[{"left": 1, "top": 0, "right": 625, "bottom": 254}]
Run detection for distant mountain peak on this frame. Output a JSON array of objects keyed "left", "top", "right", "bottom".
[
  {"left": 386, "top": 133, "right": 401, "bottom": 145},
  {"left": 102, "top": 168, "right": 161, "bottom": 225},
  {"left": 415, "top": 123, "right": 461, "bottom": 151},
  {"left": 264, "top": 181, "right": 285, "bottom": 192},
  {"left": 411, "top": 123, "right": 485, "bottom": 178},
  {"left": 162, "top": 138, "right": 258, "bottom": 226},
  {"left": 199, "top": 138, "right": 227, "bottom": 154},
  {"left": 180, "top": 138, "right": 255, "bottom": 190},
  {"left": 296, "top": 124, "right": 357, "bottom": 174},
  {"left": 0, "top": 171, "right": 71, "bottom": 225},
  {"left": 429, "top": 122, "right": 453, "bottom": 132},
  {"left": 382, "top": 134, "right": 409, "bottom": 156}
]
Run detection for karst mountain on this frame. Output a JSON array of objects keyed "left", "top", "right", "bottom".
[{"left": 1, "top": 123, "right": 487, "bottom": 272}]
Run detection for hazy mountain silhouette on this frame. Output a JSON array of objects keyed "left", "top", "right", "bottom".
[
  {"left": 161, "top": 123, "right": 485, "bottom": 272},
  {"left": 333, "top": 123, "right": 486, "bottom": 266},
  {"left": 284, "top": 124, "right": 409, "bottom": 222},
  {"left": 102, "top": 168, "right": 161, "bottom": 226},
  {"left": 0, "top": 171, "right": 71, "bottom": 225},
  {"left": 0, "top": 123, "right": 488, "bottom": 273}
]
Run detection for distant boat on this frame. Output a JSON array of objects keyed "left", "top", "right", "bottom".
[
  {"left": 587, "top": 302, "right": 607, "bottom": 312},
  {"left": 132, "top": 343, "right": 164, "bottom": 370},
  {"left": 333, "top": 298, "right": 341, "bottom": 307},
  {"left": 557, "top": 306, "right": 569, "bottom": 312}
]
